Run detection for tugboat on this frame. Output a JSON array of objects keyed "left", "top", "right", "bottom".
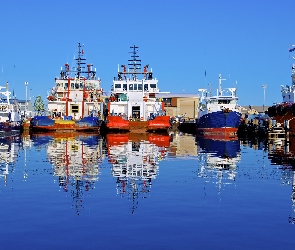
[
  {"left": 267, "top": 44, "right": 295, "bottom": 134},
  {"left": 0, "top": 82, "right": 22, "bottom": 135},
  {"left": 30, "top": 43, "right": 105, "bottom": 133},
  {"left": 196, "top": 74, "right": 242, "bottom": 138},
  {"left": 106, "top": 45, "right": 171, "bottom": 132}
]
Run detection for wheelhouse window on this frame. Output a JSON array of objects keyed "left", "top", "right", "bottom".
[
  {"left": 123, "top": 84, "right": 127, "bottom": 90},
  {"left": 129, "top": 84, "right": 133, "bottom": 90},
  {"left": 144, "top": 84, "right": 148, "bottom": 90},
  {"left": 134, "top": 84, "right": 137, "bottom": 90},
  {"left": 138, "top": 84, "right": 142, "bottom": 90},
  {"left": 115, "top": 84, "right": 121, "bottom": 89},
  {"left": 218, "top": 100, "right": 230, "bottom": 104},
  {"left": 71, "top": 105, "right": 79, "bottom": 113},
  {"left": 150, "top": 84, "right": 157, "bottom": 89}
]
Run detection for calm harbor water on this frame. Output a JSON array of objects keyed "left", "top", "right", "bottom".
[{"left": 0, "top": 132, "right": 295, "bottom": 249}]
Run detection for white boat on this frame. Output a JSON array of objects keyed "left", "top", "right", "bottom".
[
  {"left": 0, "top": 82, "right": 22, "bottom": 133},
  {"left": 106, "top": 45, "right": 171, "bottom": 132},
  {"left": 47, "top": 42, "right": 104, "bottom": 121},
  {"left": 30, "top": 43, "right": 105, "bottom": 132}
]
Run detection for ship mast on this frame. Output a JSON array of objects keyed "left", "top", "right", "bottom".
[
  {"left": 60, "top": 42, "right": 97, "bottom": 80},
  {"left": 289, "top": 45, "right": 295, "bottom": 87},
  {"left": 116, "top": 45, "right": 153, "bottom": 81},
  {"left": 128, "top": 45, "right": 141, "bottom": 80},
  {"left": 218, "top": 74, "right": 226, "bottom": 96}
]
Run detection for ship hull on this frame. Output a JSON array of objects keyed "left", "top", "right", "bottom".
[
  {"left": 106, "top": 116, "right": 170, "bottom": 132},
  {"left": 268, "top": 103, "right": 295, "bottom": 134},
  {"left": 30, "top": 116, "right": 103, "bottom": 132},
  {"left": 196, "top": 110, "right": 242, "bottom": 135}
]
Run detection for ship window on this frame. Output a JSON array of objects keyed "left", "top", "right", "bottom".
[
  {"left": 80, "top": 83, "right": 84, "bottom": 89},
  {"left": 129, "top": 84, "right": 133, "bottom": 90},
  {"left": 163, "top": 98, "right": 172, "bottom": 106},
  {"left": 144, "top": 84, "right": 148, "bottom": 90},
  {"left": 115, "top": 84, "right": 121, "bottom": 89},
  {"left": 138, "top": 84, "right": 142, "bottom": 90},
  {"left": 71, "top": 105, "right": 79, "bottom": 113},
  {"left": 71, "top": 83, "right": 74, "bottom": 89},
  {"left": 134, "top": 84, "right": 137, "bottom": 90},
  {"left": 150, "top": 84, "right": 157, "bottom": 89},
  {"left": 218, "top": 100, "right": 230, "bottom": 104},
  {"left": 123, "top": 84, "right": 127, "bottom": 90}
]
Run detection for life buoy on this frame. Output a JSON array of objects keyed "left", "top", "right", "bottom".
[
  {"left": 83, "top": 92, "right": 89, "bottom": 99},
  {"left": 143, "top": 96, "right": 148, "bottom": 102}
]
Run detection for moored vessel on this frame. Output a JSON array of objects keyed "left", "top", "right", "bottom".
[
  {"left": 30, "top": 43, "right": 105, "bottom": 133},
  {"left": 106, "top": 45, "right": 171, "bottom": 132},
  {"left": 196, "top": 74, "right": 242, "bottom": 136},
  {"left": 267, "top": 44, "right": 295, "bottom": 134},
  {"left": 0, "top": 82, "right": 22, "bottom": 135}
]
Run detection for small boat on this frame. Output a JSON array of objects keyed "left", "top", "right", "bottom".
[
  {"left": 267, "top": 45, "right": 295, "bottom": 134},
  {"left": 0, "top": 82, "right": 22, "bottom": 135},
  {"left": 106, "top": 45, "right": 171, "bottom": 132},
  {"left": 196, "top": 74, "right": 242, "bottom": 136},
  {"left": 30, "top": 43, "right": 105, "bottom": 132}
]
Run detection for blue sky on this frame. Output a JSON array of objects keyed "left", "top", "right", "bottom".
[{"left": 0, "top": 0, "right": 293, "bottom": 106}]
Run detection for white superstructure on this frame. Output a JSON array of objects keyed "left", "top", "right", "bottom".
[
  {"left": 108, "top": 45, "right": 168, "bottom": 121},
  {"left": 47, "top": 43, "right": 104, "bottom": 120}
]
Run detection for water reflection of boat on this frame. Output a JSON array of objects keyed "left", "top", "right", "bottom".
[
  {"left": 0, "top": 135, "right": 22, "bottom": 185},
  {"left": 31, "top": 132, "right": 104, "bottom": 214},
  {"left": 107, "top": 133, "right": 170, "bottom": 213},
  {"left": 197, "top": 136, "right": 241, "bottom": 190},
  {"left": 267, "top": 137, "right": 295, "bottom": 224}
]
